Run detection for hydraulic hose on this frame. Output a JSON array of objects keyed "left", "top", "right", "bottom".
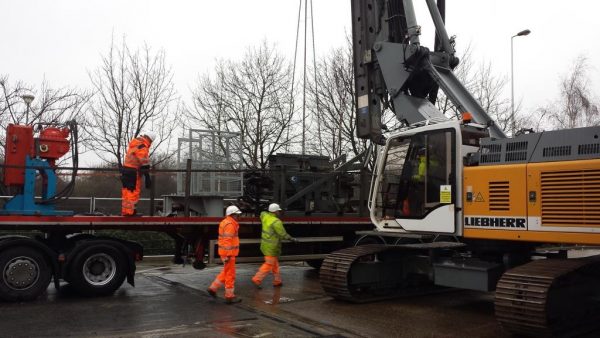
[{"left": 39, "top": 120, "right": 78, "bottom": 204}]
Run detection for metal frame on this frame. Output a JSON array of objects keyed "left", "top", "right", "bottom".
[
  {"left": 176, "top": 129, "right": 243, "bottom": 197},
  {"left": 208, "top": 236, "right": 344, "bottom": 264}
]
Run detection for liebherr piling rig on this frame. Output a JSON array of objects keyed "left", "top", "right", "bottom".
[{"left": 320, "top": 0, "right": 600, "bottom": 336}]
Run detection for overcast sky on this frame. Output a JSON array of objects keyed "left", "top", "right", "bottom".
[{"left": 1, "top": 0, "right": 599, "bottom": 118}]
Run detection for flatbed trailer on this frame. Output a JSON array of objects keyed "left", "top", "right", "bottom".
[{"left": 0, "top": 214, "right": 372, "bottom": 302}]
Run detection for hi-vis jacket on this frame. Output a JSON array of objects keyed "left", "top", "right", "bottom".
[
  {"left": 412, "top": 155, "right": 439, "bottom": 182},
  {"left": 124, "top": 136, "right": 151, "bottom": 169},
  {"left": 259, "top": 211, "right": 291, "bottom": 257},
  {"left": 218, "top": 215, "right": 240, "bottom": 257}
]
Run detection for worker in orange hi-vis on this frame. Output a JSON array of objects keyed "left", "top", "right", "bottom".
[
  {"left": 252, "top": 203, "right": 298, "bottom": 289},
  {"left": 120, "top": 132, "right": 156, "bottom": 216},
  {"left": 207, "top": 205, "right": 243, "bottom": 304}
]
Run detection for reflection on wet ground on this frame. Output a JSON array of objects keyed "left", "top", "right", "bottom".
[{"left": 1, "top": 261, "right": 518, "bottom": 337}]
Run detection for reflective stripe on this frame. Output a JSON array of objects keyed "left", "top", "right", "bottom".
[
  {"left": 219, "top": 245, "right": 239, "bottom": 250},
  {"left": 224, "top": 288, "right": 235, "bottom": 298},
  {"left": 219, "top": 234, "right": 236, "bottom": 238}
]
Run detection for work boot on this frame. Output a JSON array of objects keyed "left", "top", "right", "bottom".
[
  {"left": 273, "top": 282, "right": 283, "bottom": 287},
  {"left": 206, "top": 288, "right": 217, "bottom": 298},
  {"left": 225, "top": 297, "right": 242, "bottom": 304}
]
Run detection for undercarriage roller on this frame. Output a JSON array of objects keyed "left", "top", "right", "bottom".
[{"left": 320, "top": 244, "right": 433, "bottom": 303}]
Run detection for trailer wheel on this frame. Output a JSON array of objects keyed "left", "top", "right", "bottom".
[
  {"left": 69, "top": 244, "right": 126, "bottom": 296},
  {"left": 0, "top": 247, "right": 52, "bottom": 302}
]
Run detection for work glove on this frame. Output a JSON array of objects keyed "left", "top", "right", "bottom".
[
  {"left": 289, "top": 237, "right": 299, "bottom": 243},
  {"left": 222, "top": 256, "right": 230, "bottom": 263},
  {"left": 144, "top": 173, "right": 152, "bottom": 189}
]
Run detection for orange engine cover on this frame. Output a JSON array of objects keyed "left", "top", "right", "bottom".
[
  {"left": 37, "top": 127, "right": 70, "bottom": 161},
  {"left": 463, "top": 159, "right": 600, "bottom": 245}
]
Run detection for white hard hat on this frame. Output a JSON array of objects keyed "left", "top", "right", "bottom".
[
  {"left": 144, "top": 131, "right": 157, "bottom": 141},
  {"left": 225, "top": 205, "right": 242, "bottom": 216},
  {"left": 268, "top": 203, "right": 282, "bottom": 212}
]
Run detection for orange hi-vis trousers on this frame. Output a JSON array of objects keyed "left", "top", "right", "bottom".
[
  {"left": 121, "top": 174, "right": 142, "bottom": 216},
  {"left": 208, "top": 257, "right": 236, "bottom": 298},
  {"left": 252, "top": 256, "right": 281, "bottom": 286}
]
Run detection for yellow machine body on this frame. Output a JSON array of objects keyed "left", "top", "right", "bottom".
[{"left": 463, "top": 159, "right": 600, "bottom": 245}]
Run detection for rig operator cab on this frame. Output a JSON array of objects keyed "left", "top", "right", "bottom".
[{"left": 371, "top": 120, "right": 467, "bottom": 234}]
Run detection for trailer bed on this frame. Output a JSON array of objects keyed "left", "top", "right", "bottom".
[{"left": 0, "top": 215, "right": 372, "bottom": 231}]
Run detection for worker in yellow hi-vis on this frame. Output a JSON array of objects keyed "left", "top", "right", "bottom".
[{"left": 251, "top": 203, "right": 298, "bottom": 288}]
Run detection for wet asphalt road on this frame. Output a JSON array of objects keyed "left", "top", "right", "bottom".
[{"left": 1, "top": 260, "right": 514, "bottom": 337}]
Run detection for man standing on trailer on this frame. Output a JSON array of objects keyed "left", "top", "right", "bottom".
[
  {"left": 207, "top": 205, "right": 243, "bottom": 304},
  {"left": 252, "top": 203, "right": 298, "bottom": 288},
  {"left": 121, "top": 132, "right": 155, "bottom": 216}
]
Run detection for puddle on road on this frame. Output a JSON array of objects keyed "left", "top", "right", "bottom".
[
  {"left": 264, "top": 297, "right": 294, "bottom": 305},
  {"left": 215, "top": 323, "right": 273, "bottom": 338},
  {"left": 136, "top": 265, "right": 173, "bottom": 274}
]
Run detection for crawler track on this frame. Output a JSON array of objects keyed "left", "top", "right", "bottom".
[
  {"left": 320, "top": 242, "right": 464, "bottom": 303},
  {"left": 320, "top": 244, "right": 389, "bottom": 302},
  {"left": 495, "top": 257, "right": 600, "bottom": 337}
]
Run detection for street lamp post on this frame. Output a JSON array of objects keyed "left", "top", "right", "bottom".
[
  {"left": 511, "top": 29, "right": 531, "bottom": 136},
  {"left": 21, "top": 94, "right": 35, "bottom": 125}
]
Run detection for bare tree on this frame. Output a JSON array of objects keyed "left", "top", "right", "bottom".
[
  {"left": 470, "top": 62, "right": 513, "bottom": 132},
  {"left": 537, "top": 55, "right": 599, "bottom": 130},
  {"left": 306, "top": 37, "right": 401, "bottom": 160},
  {"left": 86, "top": 38, "right": 180, "bottom": 166},
  {"left": 435, "top": 44, "right": 521, "bottom": 133},
  {"left": 190, "top": 41, "right": 298, "bottom": 169},
  {"left": 306, "top": 45, "right": 357, "bottom": 159},
  {"left": 0, "top": 75, "right": 89, "bottom": 157}
]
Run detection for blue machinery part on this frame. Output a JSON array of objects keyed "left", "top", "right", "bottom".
[{"left": 1, "top": 156, "right": 73, "bottom": 216}]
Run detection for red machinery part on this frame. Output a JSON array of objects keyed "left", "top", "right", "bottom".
[
  {"left": 3, "top": 124, "right": 71, "bottom": 187},
  {"left": 37, "top": 127, "right": 70, "bottom": 163},
  {"left": 3, "top": 124, "right": 34, "bottom": 187}
]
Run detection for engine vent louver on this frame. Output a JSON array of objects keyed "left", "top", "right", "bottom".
[
  {"left": 481, "top": 144, "right": 502, "bottom": 164},
  {"left": 483, "top": 144, "right": 502, "bottom": 153},
  {"left": 578, "top": 143, "right": 600, "bottom": 155},
  {"left": 489, "top": 181, "right": 510, "bottom": 211},
  {"left": 543, "top": 146, "right": 571, "bottom": 157},
  {"left": 541, "top": 169, "right": 600, "bottom": 226},
  {"left": 505, "top": 141, "right": 528, "bottom": 162},
  {"left": 481, "top": 153, "right": 501, "bottom": 163},
  {"left": 507, "top": 141, "right": 528, "bottom": 152},
  {"left": 505, "top": 151, "right": 527, "bottom": 162}
]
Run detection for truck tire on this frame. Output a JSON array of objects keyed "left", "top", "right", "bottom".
[
  {"left": 69, "top": 244, "right": 126, "bottom": 296},
  {"left": 0, "top": 247, "right": 52, "bottom": 302}
]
